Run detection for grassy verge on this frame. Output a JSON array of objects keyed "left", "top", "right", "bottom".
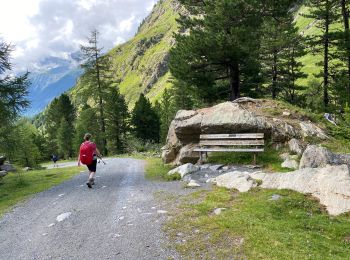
[
  {"left": 207, "top": 146, "right": 292, "bottom": 172},
  {"left": 144, "top": 157, "right": 179, "bottom": 181},
  {"left": 165, "top": 187, "right": 350, "bottom": 259},
  {"left": 0, "top": 167, "right": 80, "bottom": 217}
]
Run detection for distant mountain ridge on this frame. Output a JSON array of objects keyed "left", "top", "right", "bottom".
[{"left": 25, "top": 56, "right": 82, "bottom": 115}]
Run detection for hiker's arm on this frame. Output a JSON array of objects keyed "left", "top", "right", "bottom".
[{"left": 96, "top": 148, "right": 102, "bottom": 158}]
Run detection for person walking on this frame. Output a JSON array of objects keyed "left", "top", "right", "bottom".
[
  {"left": 78, "top": 133, "right": 102, "bottom": 188},
  {"left": 51, "top": 154, "right": 58, "bottom": 168}
]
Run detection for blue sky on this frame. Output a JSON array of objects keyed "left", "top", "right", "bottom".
[{"left": 0, "top": 0, "right": 157, "bottom": 72}]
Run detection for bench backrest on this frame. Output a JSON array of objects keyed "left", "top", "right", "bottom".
[{"left": 199, "top": 133, "right": 264, "bottom": 147}]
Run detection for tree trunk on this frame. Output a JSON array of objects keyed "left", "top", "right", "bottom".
[
  {"left": 229, "top": 63, "right": 240, "bottom": 101},
  {"left": 272, "top": 49, "right": 278, "bottom": 99},
  {"left": 341, "top": 0, "right": 350, "bottom": 97},
  {"left": 94, "top": 37, "right": 107, "bottom": 155},
  {"left": 324, "top": 4, "right": 330, "bottom": 109}
]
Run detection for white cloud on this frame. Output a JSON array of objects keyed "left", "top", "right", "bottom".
[{"left": 0, "top": 0, "right": 157, "bottom": 72}]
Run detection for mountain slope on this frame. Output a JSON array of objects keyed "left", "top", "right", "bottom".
[{"left": 70, "top": 0, "right": 182, "bottom": 107}]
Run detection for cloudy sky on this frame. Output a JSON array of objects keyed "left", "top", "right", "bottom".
[{"left": 0, "top": 0, "right": 157, "bottom": 72}]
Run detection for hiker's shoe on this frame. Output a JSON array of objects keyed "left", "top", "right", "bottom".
[
  {"left": 90, "top": 178, "right": 95, "bottom": 185},
  {"left": 86, "top": 179, "right": 92, "bottom": 189}
]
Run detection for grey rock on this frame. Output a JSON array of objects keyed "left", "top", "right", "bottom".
[
  {"left": 209, "top": 164, "right": 224, "bottom": 171},
  {"left": 0, "top": 156, "right": 6, "bottom": 165},
  {"left": 269, "top": 194, "right": 282, "bottom": 201},
  {"left": 300, "top": 122, "right": 328, "bottom": 140},
  {"left": 281, "top": 158, "right": 299, "bottom": 170},
  {"left": 23, "top": 167, "right": 32, "bottom": 171},
  {"left": 0, "top": 163, "right": 16, "bottom": 172},
  {"left": 187, "top": 180, "right": 201, "bottom": 188},
  {"left": 288, "top": 138, "right": 304, "bottom": 155},
  {"left": 282, "top": 111, "right": 291, "bottom": 116},
  {"left": 167, "top": 163, "right": 199, "bottom": 178},
  {"left": 175, "top": 144, "right": 199, "bottom": 165},
  {"left": 200, "top": 164, "right": 211, "bottom": 170},
  {"left": 299, "top": 145, "right": 334, "bottom": 169},
  {"left": 212, "top": 171, "right": 259, "bottom": 192},
  {"left": 213, "top": 208, "right": 227, "bottom": 215},
  {"left": 0, "top": 170, "right": 8, "bottom": 178}
]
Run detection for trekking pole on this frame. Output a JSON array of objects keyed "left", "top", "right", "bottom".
[{"left": 98, "top": 156, "right": 107, "bottom": 165}]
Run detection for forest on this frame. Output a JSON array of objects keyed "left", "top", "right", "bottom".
[{"left": 1, "top": 0, "right": 350, "bottom": 167}]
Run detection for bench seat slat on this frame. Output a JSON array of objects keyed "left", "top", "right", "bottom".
[
  {"left": 194, "top": 148, "right": 264, "bottom": 152},
  {"left": 199, "top": 140, "right": 264, "bottom": 146},
  {"left": 200, "top": 133, "right": 264, "bottom": 139}
]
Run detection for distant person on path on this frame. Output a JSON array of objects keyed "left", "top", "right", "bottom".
[
  {"left": 78, "top": 133, "right": 102, "bottom": 189},
  {"left": 51, "top": 154, "right": 58, "bottom": 168}
]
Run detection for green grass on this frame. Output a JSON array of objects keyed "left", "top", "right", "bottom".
[
  {"left": 144, "top": 157, "right": 179, "bottom": 181},
  {"left": 165, "top": 187, "right": 350, "bottom": 259},
  {"left": 207, "top": 145, "right": 292, "bottom": 172},
  {"left": 0, "top": 167, "right": 80, "bottom": 217}
]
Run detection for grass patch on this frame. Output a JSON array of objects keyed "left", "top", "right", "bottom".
[
  {"left": 207, "top": 145, "right": 291, "bottom": 172},
  {"left": 165, "top": 187, "right": 350, "bottom": 259},
  {"left": 144, "top": 157, "right": 177, "bottom": 181},
  {"left": 0, "top": 167, "right": 80, "bottom": 217}
]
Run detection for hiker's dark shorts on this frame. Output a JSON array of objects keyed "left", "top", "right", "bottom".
[{"left": 87, "top": 159, "right": 97, "bottom": 172}]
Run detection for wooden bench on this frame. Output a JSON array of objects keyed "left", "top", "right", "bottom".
[{"left": 193, "top": 133, "right": 265, "bottom": 164}]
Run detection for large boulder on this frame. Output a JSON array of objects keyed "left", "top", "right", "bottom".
[
  {"left": 0, "top": 163, "right": 16, "bottom": 172},
  {"left": 212, "top": 171, "right": 259, "bottom": 192},
  {"left": 213, "top": 165, "right": 350, "bottom": 215},
  {"left": 162, "top": 98, "right": 328, "bottom": 165},
  {"left": 174, "top": 143, "right": 199, "bottom": 165},
  {"left": 299, "top": 145, "right": 334, "bottom": 169},
  {"left": 299, "top": 145, "right": 350, "bottom": 169}
]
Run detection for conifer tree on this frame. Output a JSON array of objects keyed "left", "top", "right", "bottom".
[
  {"left": 131, "top": 94, "right": 160, "bottom": 143},
  {"left": 170, "top": 0, "right": 263, "bottom": 102},
  {"left": 104, "top": 88, "right": 129, "bottom": 154},
  {"left": 80, "top": 29, "right": 108, "bottom": 155},
  {"left": 57, "top": 118, "right": 74, "bottom": 159},
  {"left": 74, "top": 105, "right": 101, "bottom": 152},
  {"left": 303, "top": 0, "right": 340, "bottom": 109}
]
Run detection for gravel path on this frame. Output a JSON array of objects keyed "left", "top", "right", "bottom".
[{"left": 0, "top": 158, "right": 187, "bottom": 260}]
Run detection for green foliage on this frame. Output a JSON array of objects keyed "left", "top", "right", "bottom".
[
  {"left": 74, "top": 105, "right": 102, "bottom": 154},
  {"left": 44, "top": 93, "right": 75, "bottom": 158},
  {"left": 144, "top": 157, "right": 175, "bottom": 181},
  {"left": 104, "top": 88, "right": 129, "bottom": 154},
  {"left": 57, "top": 118, "right": 74, "bottom": 158},
  {"left": 166, "top": 188, "right": 350, "bottom": 259},
  {"left": 131, "top": 94, "right": 160, "bottom": 143}
]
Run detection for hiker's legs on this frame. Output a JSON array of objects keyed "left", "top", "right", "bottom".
[{"left": 89, "top": 171, "right": 95, "bottom": 180}]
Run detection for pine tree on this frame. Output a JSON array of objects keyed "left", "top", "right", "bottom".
[
  {"left": 74, "top": 105, "right": 101, "bottom": 153},
  {"left": 12, "top": 120, "right": 41, "bottom": 167},
  {"left": 260, "top": 13, "right": 306, "bottom": 102},
  {"left": 131, "top": 94, "right": 160, "bottom": 143},
  {"left": 303, "top": 0, "right": 340, "bottom": 109},
  {"left": 45, "top": 93, "right": 75, "bottom": 155},
  {"left": 170, "top": 0, "right": 263, "bottom": 102},
  {"left": 104, "top": 88, "right": 129, "bottom": 154},
  {"left": 155, "top": 89, "right": 175, "bottom": 143},
  {"left": 57, "top": 118, "right": 74, "bottom": 159},
  {"left": 0, "top": 40, "right": 30, "bottom": 124},
  {"left": 80, "top": 29, "right": 108, "bottom": 155}
]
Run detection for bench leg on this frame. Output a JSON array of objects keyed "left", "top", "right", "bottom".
[
  {"left": 253, "top": 153, "right": 257, "bottom": 165},
  {"left": 199, "top": 152, "right": 203, "bottom": 164}
]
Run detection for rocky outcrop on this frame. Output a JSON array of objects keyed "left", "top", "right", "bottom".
[
  {"left": 212, "top": 165, "right": 350, "bottom": 215},
  {"left": 288, "top": 138, "right": 304, "bottom": 155},
  {"left": 299, "top": 145, "right": 350, "bottom": 169},
  {"left": 162, "top": 98, "right": 328, "bottom": 165}
]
